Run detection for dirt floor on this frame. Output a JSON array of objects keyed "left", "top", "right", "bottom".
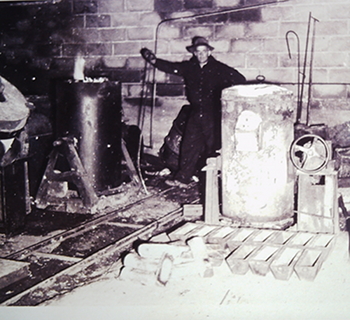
[
  {"left": 3, "top": 230, "right": 348, "bottom": 320},
  {"left": 2, "top": 154, "right": 350, "bottom": 319}
]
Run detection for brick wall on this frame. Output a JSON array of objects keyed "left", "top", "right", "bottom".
[
  {"left": 0, "top": 0, "right": 349, "bottom": 147},
  {"left": 1, "top": 0, "right": 349, "bottom": 94}
]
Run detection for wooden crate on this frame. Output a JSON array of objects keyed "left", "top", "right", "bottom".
[{"left": 296, "top": 168, "right": 339, "bottom": 234}]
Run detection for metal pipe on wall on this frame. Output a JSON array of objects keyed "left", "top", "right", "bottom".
[{"left": 139, "top": 0, "right": 290, "bottom": 149}]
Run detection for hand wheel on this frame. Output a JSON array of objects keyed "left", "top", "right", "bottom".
[{"left": 290, "top": 134, "right": 330, "bottom": 173}]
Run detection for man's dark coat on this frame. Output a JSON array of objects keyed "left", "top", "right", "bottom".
[{"left": 155, "top": 55, "right": 246, "bottom": 183}]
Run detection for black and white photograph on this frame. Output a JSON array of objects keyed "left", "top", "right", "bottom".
[{"left": 0, "top": 0, "right": 350, "bottom": 319}]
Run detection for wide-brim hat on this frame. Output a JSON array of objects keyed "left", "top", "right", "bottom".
[{"left": 186, "top": 36, "right": 214, "bottom": 53}]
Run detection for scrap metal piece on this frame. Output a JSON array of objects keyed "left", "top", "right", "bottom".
[{"left": 0, "top": 76, "right": 30, "bottom": 133}]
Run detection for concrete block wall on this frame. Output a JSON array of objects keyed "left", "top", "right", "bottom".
[
  {"left": 152, "top": 0, "right": 350, "bottom": 107},
  {"left": 0, "top": 0, "right": 349, "bottom": 148},
  {"left": 66, "top": 0, "right": 350, "bottom": 120}
]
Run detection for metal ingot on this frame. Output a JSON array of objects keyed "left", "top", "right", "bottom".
[
  {"left": 270, "top": 247, "right": 302, "bottom": 280},
  {"left": 294, "top": 248, "right": 326, "bottom": 281},
  {"left": 247, "top": 244, "right": 281, "bottom": 276},
  {"left": 225, "top": 244, "right": 258, "bottom": 275}
]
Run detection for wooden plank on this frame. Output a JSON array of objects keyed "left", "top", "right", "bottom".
[
  {"left": 183, "top": 204, "right": 203, "bottom": 218},
  {"left": 202, "top": 157, "right": 220, "bottom": 224},
  {"left": 297, "top": 170, "right": 338, "bottom": 233},
  {"left": 167, "top": 222, "right": 200, "bottom": 241},
  {"left": 30, "top": 252, "right": 83, "bottom": 263},
  {"left": 105, "top": 221, "right": 145, "bottom": 229},
  {"left": 35, "top": 138, "right": 98, "bottom": 209},
  {"left": 1, "top": 206, "right": 184, "bottom": 306},
  {"left": 62, "top": 140, "right": 98, "bottom": 207},
  {"left": 35, "top": 150, "right": 59, "bottom": 209},
  {"left": 185, "top": 224, "right": 219, "bottom": 240},
  {"left": 6, "top": 193, "right": 160, "bottom": 261},
  {"left": 121, "top": 138, "right": 142, "bottom": 188},
  {"left": 0, "top": 259, "right": 30, "bottom": 290},
  {"left": 149, "top": 232, "right": 171, "bottom": 243}
]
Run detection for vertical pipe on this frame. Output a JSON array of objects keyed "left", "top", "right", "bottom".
[
  {"left": 306, "top": 16, "right": 319, "bottom": 126},
  {"left": 145, "top": 0, "right": 290, "bottom": 148},
  {"left": 299, "top": 12, "right": 312, "bottom": 125}
]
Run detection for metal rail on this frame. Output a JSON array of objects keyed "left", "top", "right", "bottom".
[{"left": 0, "top": 187, "right": 188, "bottom": 306}]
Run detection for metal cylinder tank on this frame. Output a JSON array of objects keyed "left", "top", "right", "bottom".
[
  {"left": 54, "top": 81, "right": 122, "bottom": 193},
  {"left": 221, "top": 84, "right": 295, "bottom": 229}
]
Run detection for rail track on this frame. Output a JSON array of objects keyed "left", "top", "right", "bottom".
[{"left": 0, "top": 186, "right": 195, "bottom": 306}]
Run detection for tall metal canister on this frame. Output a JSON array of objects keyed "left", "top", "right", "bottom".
[
  {"left": 221, "top": 84, "right": 295, "bottom": 229},
  {"left": 54, "top": 80, "right": 122, "bottom": 193}
]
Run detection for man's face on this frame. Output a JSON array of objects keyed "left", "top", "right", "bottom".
[{"left": 193, "top": 45, "right": 211, "bottom": 64}]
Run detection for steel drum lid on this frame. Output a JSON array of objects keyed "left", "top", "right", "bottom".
[{"left": 0, "top": 76, "right": 30, "bottom": 133}]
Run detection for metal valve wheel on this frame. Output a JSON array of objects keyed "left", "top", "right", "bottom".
[{"left": 290, "top": 134, "right": 331, "bottom": 173}]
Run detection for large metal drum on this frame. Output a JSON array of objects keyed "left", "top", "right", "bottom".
[
  {"left": 54, "top": 81, "right": 122, "bottom": 193},
  {"left": 221, "top": 84, "right": 295, "bottom": 229}
]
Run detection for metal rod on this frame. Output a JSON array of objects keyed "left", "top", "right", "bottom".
[
  {"left": 286, "top": 30, "right": 301, "bottom": 122},
  {"left": 306, "top": 15, "right": 319, "bottom": 126},
  {"left": 138, "top": 59, "right": 149, "bottom": 129},
  {"left": 136, "top": 61, "right": 151, "bottom": 193},
  {"left": 144, "top": 0, "right": 290, "bottom": 148},
  {"left": 154, "top": 0, "right": 290, "bottom": 35},
  {"left": 298, "top": 12, "right": 312, "bottom": 125}
]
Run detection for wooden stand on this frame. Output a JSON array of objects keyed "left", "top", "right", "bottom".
[
  {"left": 35, "top": 136, "right": 144, "bottom": 212},
  {"left": 35, "top": 137, "right": 98, "bottom": 210},
  {"left": 296, "top": 165, "right": 339, "bottom": 234},
  {"left": 202, "top": 156, "right": 221, "bottom": 224}
]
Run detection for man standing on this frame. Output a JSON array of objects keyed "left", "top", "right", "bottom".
[{"left": 141, "top": 36, "right": 246, "bottom": 187}]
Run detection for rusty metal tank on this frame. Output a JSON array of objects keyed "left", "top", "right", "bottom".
[
  {"left": 54, "top": 80, "right": 122, "bottom": 193},
  {"left": 221, "top": 84, "right": 295, "bottom": 229}
]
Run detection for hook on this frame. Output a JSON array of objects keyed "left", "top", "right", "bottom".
[
  {"left": 285, "top": 30, "right": 300, "bottom": 60},
  {"left": 286, "top": 30, "right": 302, "bottom": 123}
]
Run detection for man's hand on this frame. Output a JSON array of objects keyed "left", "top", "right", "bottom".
[{"left": 140, "top": 48, "right": 156, "bottom": 65}]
